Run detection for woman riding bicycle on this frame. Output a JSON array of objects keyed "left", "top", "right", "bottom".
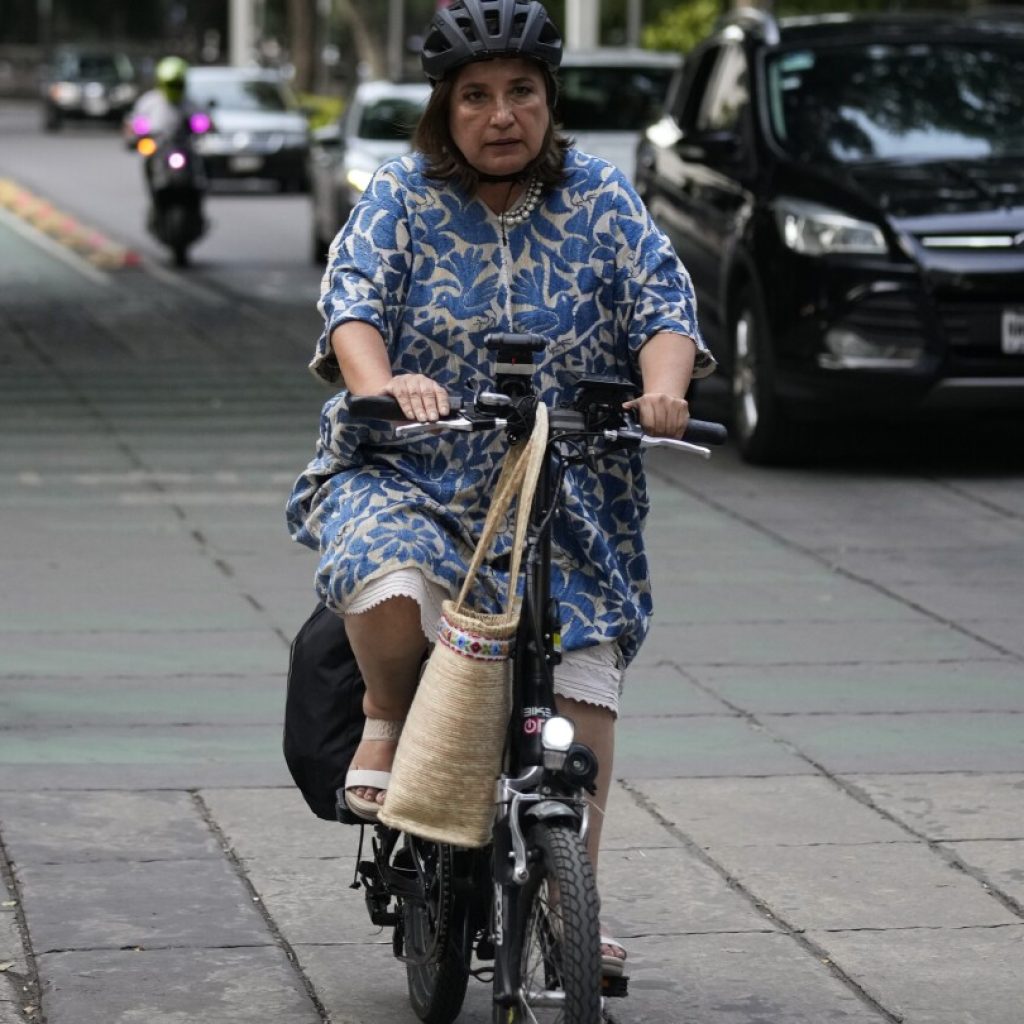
[{"left": 286, "top": 0, "right": 715, "bottom": 979}]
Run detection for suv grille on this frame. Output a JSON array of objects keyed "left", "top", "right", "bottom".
[{"left": 839, "top": 292, "right": 927, "bottom": 349}]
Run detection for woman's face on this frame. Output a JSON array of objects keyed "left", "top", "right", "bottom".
[{"left": 448, "top": 57, "right": 550, "bottom": 179}]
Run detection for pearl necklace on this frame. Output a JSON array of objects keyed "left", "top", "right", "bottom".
[{"left": 500, "top": 177, "right": 543, "bottom": 228}]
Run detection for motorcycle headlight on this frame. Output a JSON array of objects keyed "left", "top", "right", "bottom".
[{"left": 774, "top": 197, "right": 887, "bottom": 256}]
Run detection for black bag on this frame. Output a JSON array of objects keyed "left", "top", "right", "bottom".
[{"left": 283, "top": 602, "right": 366, "bottom": 822}]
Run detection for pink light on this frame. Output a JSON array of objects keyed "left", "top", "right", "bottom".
[
  {"left": 167, "top": 151, "right": 187, "bottom": 170},
  {"left": 131, "top": 115, "right": 151, "bottom": 136},
  {"left": 189, "top": 111, "right": 212, "bottom": 134}
]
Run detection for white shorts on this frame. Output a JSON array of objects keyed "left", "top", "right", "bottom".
[{"left": 346, "top": 568, "right": 623, "bottom": 715}]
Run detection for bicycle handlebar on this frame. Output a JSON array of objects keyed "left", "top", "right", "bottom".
[{"left": 348, "top": 393, "right": 727, "bottom": 450}]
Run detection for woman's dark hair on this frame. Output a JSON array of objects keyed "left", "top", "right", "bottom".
[{"left": 413, "top": 66, "right": 570, "bottom": 194}]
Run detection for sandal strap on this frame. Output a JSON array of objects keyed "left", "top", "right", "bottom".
[
  {"left": 363, "top": 718, "right": 404, "bottom": 741},
  {"left": 345, "top": 769, "right": 392, "bottom": 790}
]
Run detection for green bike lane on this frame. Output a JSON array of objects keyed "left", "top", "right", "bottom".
[{"left": 2, "top": 212, "right": 1023, "bottom": 1023}]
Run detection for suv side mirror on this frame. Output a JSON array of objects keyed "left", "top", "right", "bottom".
[{"left": 680, "top": 129, "right": 741, "bottom": 164}]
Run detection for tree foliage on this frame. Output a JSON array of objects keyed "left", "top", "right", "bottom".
[{"left": 642, "top": 0, "right": 719, "bottom": 53}]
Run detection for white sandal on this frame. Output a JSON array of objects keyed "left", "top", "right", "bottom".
[
  {"left": 600, "top": 934, "right": 628, "bottom": 978},
  {"left": 344, "top": 718, "right": 404, "bottom": 822}
]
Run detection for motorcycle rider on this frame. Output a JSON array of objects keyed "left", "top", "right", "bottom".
[
  {"left": 129, "top": 56, "right": 195, "bottom": 144},
  {"left": 129, "top": 55, "right": 209, "bottom": 265}
]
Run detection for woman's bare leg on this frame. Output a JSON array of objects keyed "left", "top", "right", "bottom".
[{"left": 345, "top": 595, "right": 427, "bottom": 806}]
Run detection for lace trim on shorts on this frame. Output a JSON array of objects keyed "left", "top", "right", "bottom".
[
  {"left": 344, "top": 568, "right": 446, "bottom": 642},
  {"left": 345, "top": 569, "right": 623, "bottom": 715}
]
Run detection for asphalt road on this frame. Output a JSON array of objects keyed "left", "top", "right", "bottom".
[
  {"left": 0, "top": 99, "right": 321, "bottom": 304},
  {"left": 1, "top": 97, "right": 1023, "bottom": 1024}
]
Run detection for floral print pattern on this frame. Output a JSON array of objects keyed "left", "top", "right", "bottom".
[{"left": 286, "top": 149, "right": 714, "bottom": 666}]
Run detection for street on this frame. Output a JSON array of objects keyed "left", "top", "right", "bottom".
[{"left": 1, "top": 96, "right": 1023, "bottom": 1024}]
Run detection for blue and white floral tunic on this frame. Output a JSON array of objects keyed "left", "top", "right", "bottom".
[{"left": 286, "top": 148, "right": 714, "bottom": 667}]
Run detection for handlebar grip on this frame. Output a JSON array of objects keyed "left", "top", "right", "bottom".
[
  {"left": 683, "top": 419, "right": 728, "bottom": 446},
  {"left": 348, "top": 394, "right": 461, "bottom": 420},
  {"left": 348, "top": 395, "right": 405, "bottom": 419}
]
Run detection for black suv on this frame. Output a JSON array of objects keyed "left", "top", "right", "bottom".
[{"left": 636, "top": 9, "right": 1024, "bottom": 461}]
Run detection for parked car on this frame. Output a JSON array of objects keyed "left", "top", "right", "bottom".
[
  {"left": 185, "top": 66, "right": 311, "bottom": 191},
  {"left": 556, "top": 49, "right": 681, "bottom": 181},
  {"left": 41, "top": 49, "right": 139, "bottom": 131},
  {"left": 309, "top": 79, "right": 431, "bottom": 263},
  {"left": 635, "top": 9, "right": 1024, "bottom": 462}
]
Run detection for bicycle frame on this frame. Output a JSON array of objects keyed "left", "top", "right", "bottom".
[{"left": 347, "top": 333, "right": 725, "bottom": 1019}]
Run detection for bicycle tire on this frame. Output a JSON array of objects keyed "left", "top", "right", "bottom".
[
  {"left": 498, "top": 822, "right": 601, "bottom": 1023},
  {"left": 404, "top": 839, "right": 471, "bottom": 1024}
]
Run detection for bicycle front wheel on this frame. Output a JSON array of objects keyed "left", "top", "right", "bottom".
[{"left": 501, "top": 822, "right": 601, "bottom": 1023}]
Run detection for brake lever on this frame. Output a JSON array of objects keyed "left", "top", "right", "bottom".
[
  {"left": 394, "top": 416, "right": 507, "bottom": 438},
  {"left": 603, "top": 428, "right": 712, "bottom": 459}
]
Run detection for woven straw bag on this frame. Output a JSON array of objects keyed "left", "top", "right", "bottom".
[{"left": 379, "top": 404, "right": 549, "bottom": 847}]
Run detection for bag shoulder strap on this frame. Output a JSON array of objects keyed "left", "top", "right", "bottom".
[{"left": 453, "top": 403, "right": 548, "bottom": 615}]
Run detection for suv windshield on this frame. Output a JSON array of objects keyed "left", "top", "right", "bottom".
[
  {"left": 556, "top": 65, "right": 675, "bottom": 131},
  {"left": 767, "top": 41, "right": 1024, "bottom": 163},
  {"left": 358, "top": 99, "right": 424, "bottom": 141},
  {"left": 189, "top": 76, "right": 294, "bottom": 113},
  {"left": 56, "top": 52, "right": 134, "bottom": 83}
]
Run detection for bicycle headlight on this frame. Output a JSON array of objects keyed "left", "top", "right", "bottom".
[
  {"left": 541, "top": 716, "right": 575, "bottom": 770},
  {"left": 774, "top": 197, "right": 887, "bottom": 256}
]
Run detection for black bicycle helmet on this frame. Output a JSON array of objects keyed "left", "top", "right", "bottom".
[{"left": 421, "top": 0, "right": 563, "bottom": 83}]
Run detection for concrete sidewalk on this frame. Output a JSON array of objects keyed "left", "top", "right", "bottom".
[{"left": 1, "top": 221, "right": 1023, "bottom": 1024}]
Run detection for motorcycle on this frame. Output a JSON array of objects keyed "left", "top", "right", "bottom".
[{"left": 131, "top": 109, "right": 211, "bottom": 267}]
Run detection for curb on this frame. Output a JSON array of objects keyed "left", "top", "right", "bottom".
[{"left": 0, "top": 177, "right": 141, "bottom": 269}]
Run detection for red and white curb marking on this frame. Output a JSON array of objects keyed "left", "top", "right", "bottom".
[{"left": 0, "top": 177, "right": 141, "bottom": 270}]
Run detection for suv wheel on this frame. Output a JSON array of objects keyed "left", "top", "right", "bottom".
[{"left": 731, "top": 283, "right": 790, "bottom": 464}]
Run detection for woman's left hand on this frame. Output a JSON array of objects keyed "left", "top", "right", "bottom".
[{"left": 622, "top": 392, "right": 690, "bottom": 439}]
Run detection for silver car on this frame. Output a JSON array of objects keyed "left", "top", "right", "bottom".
[
  {"left": 309, "top": 80, "right": 431, "bottom": 263},
  {"left": 187, "top": 66, "right": 311, "bottom": 192},
  {"left": 557, "top": 49, "right": 682, "bottom": 182}
]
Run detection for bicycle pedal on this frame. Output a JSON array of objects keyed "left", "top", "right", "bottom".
[{"left": 601, "top": 974, "right": 629, "bottom": 998}]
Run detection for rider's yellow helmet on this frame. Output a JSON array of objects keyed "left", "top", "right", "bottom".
[{"left": 154, "top": 56, "right": 188, "bottom": 102}]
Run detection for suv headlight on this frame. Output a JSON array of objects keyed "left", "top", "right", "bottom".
[
  {"left": 345, "top": 167, "right": 374, "bottom": 194},
  {"left": 774, "top": 198, "right": 887, "bottom": 256}
]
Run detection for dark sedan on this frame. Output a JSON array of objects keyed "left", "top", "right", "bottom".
[
  {"left": 42, "top": 49, "right": 139, "bottom": 131},
  {"left": 187, "top": 66, "right": 311, "bottom": 192}
]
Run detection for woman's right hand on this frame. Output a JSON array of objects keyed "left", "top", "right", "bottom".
[{"left": 381, "top": 374, "right": 451, "bottom": 423}]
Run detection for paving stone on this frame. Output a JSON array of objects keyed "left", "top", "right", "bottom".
[
  {"left": 598, "top": 932, "right": 886, "bottom": 1024},
  {"left": 37, "top": 947, "right": 318, "bottom": 1024},
  {"left": 636, "top": 776, "right": 909, "bottom": 847},
  {"left": 810, "top": 925, "right": 1024, "bottom": 1024},
  {"left": 616, "top": 715, "right": 808, "bottom": 778},
  {"left": 599, "top": 846, "right": 775, "bottom": 938},
  {"left": 0, "top": 674, "right": 287, "bottom": 729},
  {"left": 849, "top": 772, "right": 1024, "bottom": 840},
  {"left": 641, "top": 619, "right": 995, "bottom": 666},
  {"left": 0, "top": 628, "right": 288, "bottom": 677},
  {"left": 688, "top": 660, "right": 1024, "bottom": 715},
  {"left": 18, "top": 857, "right": 272, "bottom": 952},
  {"left": 0, "top": 791, "right": 220, "bottom": 864},
  {"left": 765, "top": 712, "right": 1024, "bottom": 773},
  {"left": 702, "top": 842, "right": 1018, "bottom": 932},
  {"left": 941, "top": 839, "right": 1024, "bottom": 906}
]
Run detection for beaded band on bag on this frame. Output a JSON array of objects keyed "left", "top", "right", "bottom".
[{"left": 437, "top": 618, "right": 513, "bottom": 662}]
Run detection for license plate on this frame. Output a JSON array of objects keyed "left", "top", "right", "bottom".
[
  {"left": 83, "top": 97, "right": 109, "bottom": 116},
  {"left": 1002, "top": 309, "right": 1024, "bottom": 354},
  {"left": 229, "top": 155, "right": 264, "bottom": 173}
]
